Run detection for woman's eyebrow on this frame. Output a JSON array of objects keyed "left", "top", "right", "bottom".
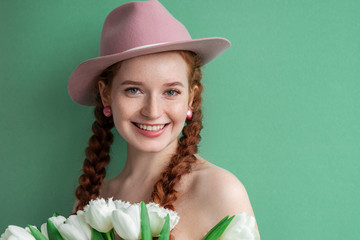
[
  {"left": 121, "top": 80, "right": 184, "bottom": 87},
  {"left": 120, "top": 80, "right": 143, "bottom": 85},
  {"left": 163, "top": 81, "right": 184, "bottom": 87}
]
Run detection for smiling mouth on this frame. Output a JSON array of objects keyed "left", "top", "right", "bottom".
[{"left": 132, "top": 122, "right": 169, "bottom": 131}]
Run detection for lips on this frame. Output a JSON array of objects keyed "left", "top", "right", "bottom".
[
  {"left": 133, "top": 122, "right": 167, "bottom": 131},
  {"left": 131, "top": 122, "right": 170, "bottom": 137}
]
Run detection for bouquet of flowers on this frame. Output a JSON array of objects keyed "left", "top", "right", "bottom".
[{"left": 1, "top": 198, "right": 259, "bottom": 240}]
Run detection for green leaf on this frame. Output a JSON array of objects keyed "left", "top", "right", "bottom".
[
  {"left": 202, "top": 215, "right": 235, "bottom": 240},
  {"left": 52, "top": 213, "right": 60, "bottom": 217},
  {"left": 140, "top": 201, "right": 152, "bottom": 240},
  {"left": 202, "top": 215, "right": 229, "bottom": 240},
  {"left": 92, "top": 228, "right": 106, "bottom": 240},
  {"left": 104, "top": 231, "right": 114, "bottom": 240},
  {"left": 28, "top": 225, "right": 48, "bottom": 240},
  {"left": 101, "top": 232, "right": 108, "bottom": 239},
  {"left": 158, "top": 214, "right": 170, "bottom": 240},
  {"left": 109, "top": 229, "right": 116, "bottom": 239},
  {"left": 47, "top": 219, "right": 63, "bottom": 240}
]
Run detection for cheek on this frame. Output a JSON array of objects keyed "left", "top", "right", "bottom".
[
  {"left": 166, "top": 101, "right": 188, "bottom": 121},
  {"left": 110, "top": 95, "right": 134, "bottom": 121}
]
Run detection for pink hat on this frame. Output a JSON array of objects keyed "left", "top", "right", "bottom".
[{"left": 68, "top": 0, "right": 231, "bottom": 106}]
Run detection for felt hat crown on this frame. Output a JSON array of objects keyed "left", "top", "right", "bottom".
[{"left": 68, "top": 0, "right": 231, "bottom": 106}]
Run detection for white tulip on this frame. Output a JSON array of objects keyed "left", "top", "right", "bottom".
[
  {"left": 220, "top": 212, "right": 260, "bottom": 240},
  {"left": 40, "top": 223, "right": 48, "bottom": 239},
  {"left": 146, "top": 202, "right": 180, "bottom": 236},
  {"left": 83, "top": 198, "right": 116, "bottom": 233},
  {"left": 57, "top": 211, "right": 92, "bottom": 240},
  {"left": 112, "top": 203, "right": 141, "bottom": 240},
  {"left": 0, "top": 225, "right": 35, "bottom": 240},
  {"left": 40, "top": 215, "right": 66, "bottom": 239},
  {"left": 49, "top": 215, "right": 67, "bottom": 228},
  {"left": 74, "top": 211, "right": 92, "bottom": 239},
  {"left": 113, "top": 199, "right": 132, "bottom": 210}
]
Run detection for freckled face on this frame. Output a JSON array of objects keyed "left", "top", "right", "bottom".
[{"left": 108, "top": 52, "right": 191, "bottom": 153}]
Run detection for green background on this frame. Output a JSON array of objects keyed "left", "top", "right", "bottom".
[{"left": 1, "top": 0, "right": 359, "bottom": 239}]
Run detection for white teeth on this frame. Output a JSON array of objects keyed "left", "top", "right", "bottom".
[{"left": 136, "top": 124, "right": 165, "bottom": 131}]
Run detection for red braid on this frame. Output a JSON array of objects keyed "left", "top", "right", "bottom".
[{"left": 73, "top": 64, "right": 120, "bottom": 212}]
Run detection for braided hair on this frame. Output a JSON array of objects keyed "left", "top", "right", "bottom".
[
  {"left": 74, "top": 51, "right": 203, "bottom": 230},
  {"left": 74, "top": 64, "right": 119, "bottom": 211}
]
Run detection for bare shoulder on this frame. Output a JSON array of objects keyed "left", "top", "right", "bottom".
[
  {"left": 191, "top": 155, "right": 257, "bottom": 221},
  {"left": 172, "top": 155, "right": 259, "bottom": 238}
]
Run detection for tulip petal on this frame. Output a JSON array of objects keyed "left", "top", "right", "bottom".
[
  {"left": 148, "top": 212, "right": 165, "bottom": 235},
  {"left": 40, "top": 223, "right": 48, "bottom": 239},
  {"left": 2, "top": 225, "right": 36, "bottom": 240},
  {"left": 57, "top": 224, "right": 89, "bottom": 240},
  {"left": 74, "top": 211, "right": 92, "bottom": 239},
  {"left": 112, "top": 209, "right": 140, "bottom": 240},
  {"left": 47, "top": 219, "right": 63, "bottom": 240},
  {"left": 146, "top": 202, "right": 179, "bottom": 231},
  {"left": 83, "top": 198, "right": 116, "bottom": 233},
  {"left": 49, "top": 216, "right": 66, "bottom": 228},
  {"left": 220, "top": 213, "right": 260, "bottom": 240},
  {"left": 114, "top": 200, "right": 132, "bottom": 210},
  {"left": 65, "top": 214, "right": 91, "bottom": 240}
]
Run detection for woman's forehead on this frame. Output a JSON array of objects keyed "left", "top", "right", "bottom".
[{"left": 113, "top": 52, "right": 189, "bottom": 87}]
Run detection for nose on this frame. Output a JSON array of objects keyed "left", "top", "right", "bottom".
[{"left": 140, "top": 94, "right": 163, "bottom": 119}]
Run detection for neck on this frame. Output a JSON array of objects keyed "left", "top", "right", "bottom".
[{"left": 120, "top": 139, "right": 178, "bottom": 183}]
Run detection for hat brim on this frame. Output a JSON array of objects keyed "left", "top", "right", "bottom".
[{"left": 68, "top": 37, "right": 230, "bottom": 106}]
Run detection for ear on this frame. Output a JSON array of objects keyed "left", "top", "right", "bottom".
[
  {"left": 188, "top": 85, "right": 199, "bottom": 109},
  {"left": 98, "top": 81, "right": 111, "bottom": 106}
]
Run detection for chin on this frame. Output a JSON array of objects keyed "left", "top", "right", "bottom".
[
  {"left": 131, "top": 137, "right": 179, "bottom": 154},
  {"left": 133, "top": 143, "right": 170, "bottom": 153}
]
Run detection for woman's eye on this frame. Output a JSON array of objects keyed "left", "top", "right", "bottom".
[
  {"left": 126, "top": 88, "right": 141, "bottom": 94},
  {"left": 166, "top": 89, "right": 180, "bottom": 96}
]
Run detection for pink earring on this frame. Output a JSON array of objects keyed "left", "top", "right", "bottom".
[
  {"left": 186, "top": 109, "right": 193, "bottom": 119},
  {"left": 103, "top": 106, "right": 112, "bottom": 117}
]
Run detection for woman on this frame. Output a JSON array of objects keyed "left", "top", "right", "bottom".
[{"left": 68, "top": 0, "right": 258, "bottom": 238}]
